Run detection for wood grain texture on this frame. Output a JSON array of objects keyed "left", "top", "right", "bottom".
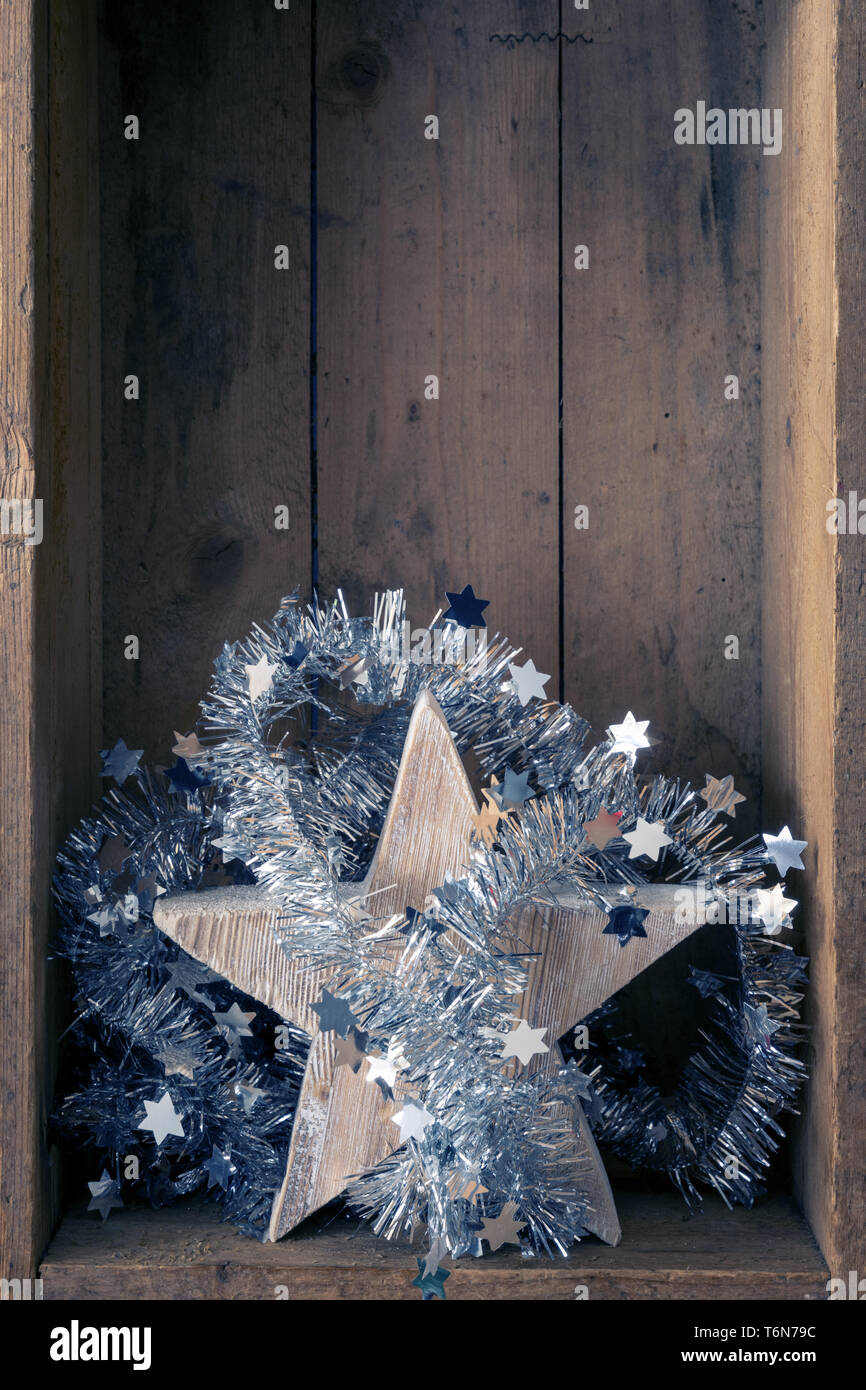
[
  {"left": 316, "top": 0, "right": 560, "bottom": 682},
  {"left": 38, "top": 1192, "right": 829, "bottom": 1300},
  {"left": 762, "top": 0, "right": 864, "bottom": 1276},
  {"left": 829, "top": 0, "right": 866, "bottom": 1278},
  {"left": 157, "top": 691, "right": 708, "bottom": 1247},
  {"left": 562, "top": 2, "right": 763, "bottom": 804},
  {"left": 1, "top": 0, "right": 102, "bottom": 1278},
  {"left": 98, "top": 0, "right": 312, "bottom": 762}
]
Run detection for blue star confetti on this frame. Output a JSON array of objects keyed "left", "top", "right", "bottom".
[
  {"left": 165, "top": 757, "right": 212, "bottom": 794},
  {"left": 100, "top": 739, "right": 143, "bottom": 785},
  {"left": 310, "top": 988, "right": 358, "bottom": 1038},
  {"left": 603, "top": 904, "right": 649, "bottom": 947},
  {"left": 411, "top": 1256, "right": 450, "bottom": 1301},
  {"left": 443, "top": 584, "right": 489, "bottom": 628}
]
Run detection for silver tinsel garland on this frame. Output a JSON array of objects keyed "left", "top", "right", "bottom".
[{"left": 54, "top": 588, "right": 807, "bottom": 1261}]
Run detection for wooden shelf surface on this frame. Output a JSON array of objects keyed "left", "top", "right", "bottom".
[{"left": 39, "top": 1191, "right": 829, "bottom": 1301}]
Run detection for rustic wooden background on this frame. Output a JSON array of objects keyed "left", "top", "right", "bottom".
[
  {"left": 99, "top": 0, "right": 763, "bottom": 821},
  {"left": 93, "top": 0, "right": 765, "bottom": 1131},
  {"left": 3, "top": 0, "right": 863, "bottom": 1281}
]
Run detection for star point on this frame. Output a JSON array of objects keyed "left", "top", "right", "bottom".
[
  {"left": 477, "top": 1201, "right": 526, "bottom": 1252},
  {"left": 508, "top": 658, "right": 551, "bottom": 706},
  {"left": 763, "top": 826, "right": 808, "bottom": 874},
  {"left": 700, "top": 773, "right": 746, "bottom": 818},
  {"left": 245, "top": 654, "right": 277, "bottom": 704},
  {"left": 443, "top": 584, "right": 489, "bottom": 628},
  {"left": 497, "top": 1018, "right": 549, "bottom": 1067},
  {"left": 607, "top": 711, "right": 650, "bottom": 756},
  {"left": 755, "top": 883, "right": 797, "bottom": 934},
  {"left": 100, "top": 738, "right": 143, "bottom": 785},
  {"left": 87, "top": 1169, "right": 123, "bottom": 1222},
  {"left": 391, "top": 1099, "right": 436, "bottom": 1144},
  {"left": 622, "top": 817, "right": 672, "bottom": 861},
  {"left": 138, "top": 1091, "right": 185, "bottom": 1146}
]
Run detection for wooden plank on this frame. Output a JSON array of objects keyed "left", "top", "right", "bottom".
[
  {"left": 98, "top": 0, "right": 312, "bottom": 762},
  {"left": 0, "top": 0, "right": 44, "bottom": 1287},
  {"left": 38, "top": 1192, "right": 829, "bottom": 1300},
  {"left": 560, "top": 2, "right": 766, "bottom": 1087},
  {"left": 762, "top": 0, "right": 864, "bottom": 1275},
  {"left": 316, "top": 1, "right": 559, "bottom": 682},
  {"left": 562, "top": 4, "right": 763, "bottom": 801},
  {"left": 830, "top": 0, "right": 866, "bottom": 1279},
  {"left": 1, "top": 0, "right": 102, "bottom": 1279}
]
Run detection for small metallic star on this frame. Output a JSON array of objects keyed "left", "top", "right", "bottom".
[
  {"left": 165, "top": 757, "right": 211, "bottom": 794},
  {"left": 155, "top": 1045, "right": 199, "bottom": 1079},
  {"left": 755, "top": 884, "right": 797, "bottom": 934},
  {"left": 87, "top": 1169, "right": 124, "bottom": 1222},
  {"left": 603, "top": 904, "right": 650, "bottom": 947},
  {"left": 172, "top": 730, "right": 205, "bottom": 760},
  {"left": 508, "top": 658, "right": 550, "bottom": 706},
  {"left": 699, "top": 773, "right": 746, "bottom": 818},
  {"left": 391, "top": 1099, "right": 435, "bottom": 1144},
  {"left": 100, "top": 738, "right": 143, "bottom": 785},
  {"left": 744, "top": 1003, "right": 783, "bottom": 1044},
  {"left": 422, "top": 1238, "right": 449, "bottom": 1278},
  {"left": 366, "top": 1053, "right": 398, "bottom": 1096},
  {"left": 608, "top": 712, "right": 651, "bottom": 756},
  {"left": 284, "top": 640, "right": 309, "bottom": 669},
  {"left": 213, "top": 1002, "right": 256, "bottom": 1039},
  {"left": 411, "top": 1256, "right": 450, "bottom": 1300},
  {"left": 98, "top": 834, "right": 134, "bottom": 875},
  {"left": 138, "top": 1091, "right": 185, "bottom": 1146},
  {"left": 477, "top": 1201, "right": 526, "bottom": 1252},
  {"left": 332, "top": 1029, "right": 367, "bottom": 1073},
  {"left": 497, "top": 1019, "right": 549, "bottom": 1067},
  {"left": 87, "top": 904, "right": 119, "bottom": 937},
  {"left": 584, "top": 808, "right": 623, "bottom": 850},
  {"left": 500, "top": 767, "right": 533, "bottom": 809},
  {"left": 622, "top": 817, "right": 673, "bottom": 861},
  {"left": 762, "top": 826, "right": 808, "bottom": 874},
  {"left": 203, "top": 1145, "right": 237, "bottom": 1191},
  {"left": 443, "top": 584, "right": 489, "bottom": 628},
  {"left": 231, "top": 1080, "right": 268, "bottom": 1114},
  {"left": 245, "top": 654, "right": 277, "bottom": 703},
  {"left": 309, "top": 988, "right": 357, "bottom": 1037}
]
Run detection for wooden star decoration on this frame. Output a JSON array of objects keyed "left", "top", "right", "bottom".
[{"left": 154, "top": 691, "right": 706, "bottom": 1245}]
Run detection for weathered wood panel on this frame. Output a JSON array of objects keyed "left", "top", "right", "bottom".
[
  {"left": 316, "top": 1, "right": 560, "bottom": 682},
  {"left": 561, "top": 3, "right": 763, "bottom": 807},
  {"left": 830, "top": 0, "right": 866, "bottom": 1280},
  {"left": 99, "top": 0, "right": 312, "bottom": 762},
  {"left": 39, "top": 1192, "right": 828, "bottom": 1300},
  {"left": 1, "top": 0, "right": 102, "bottom": 1279},
  {"left": 762, "top": 0, "right": 864, "bottom": 1276}
]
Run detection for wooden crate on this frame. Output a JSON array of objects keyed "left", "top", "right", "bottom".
[{"left": 1, "top": 0, "right": 862, "bottom": 1299}]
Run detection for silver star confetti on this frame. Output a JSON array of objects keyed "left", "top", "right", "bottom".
[
  {"left": 763, "top": 826, "right": 808, "bottom": 874},
  {"left": 508, "top": 658, "right": 551, "bottom": 707},
  {"left": 138, "top": 1091, "right": 185, "bottom": 1145}
]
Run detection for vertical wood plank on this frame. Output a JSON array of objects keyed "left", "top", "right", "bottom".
[
  {"left": 99, "top": 0, "right": 312, "bottom": 761},
  {"left": 763, "top": 0, "right": 864, "bottom": 1275},
  {"left": 316, "top": 1, "right": 559, "bottom": 680},
  {"left": 830, "top": 0, "right": 866, "bottom": 1278},
  {"left": 562, "top": 4, "right": 763, "bottom": 805},
  {"left": 1, "top": 0, "right": 101, "bottom": 1278}
]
